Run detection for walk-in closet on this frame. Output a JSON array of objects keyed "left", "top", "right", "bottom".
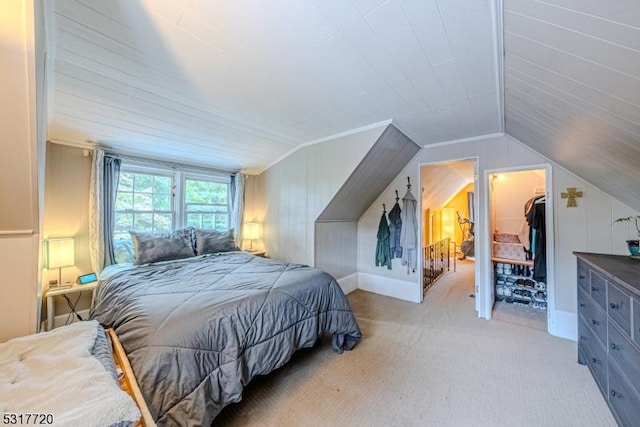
[{"left": 489, "top": 169, "right": 548, "bottom": 330}]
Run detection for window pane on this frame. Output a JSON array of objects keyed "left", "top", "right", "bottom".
[
  {"left": 153, "top": 176, "right": 172, "bottom": 194},
  {"left": 119, "top": 172, "right": 134, "bottom": 192},
  {"left": 201, "top": 214, "right": 214, "bottom": 229},
  {"left": 185, "top": 179, "right": 228, "bottom": 204},
  {"left": 186, "top": 213, "right": 201, "bottom": 228},
  {"left": 116, "top": 192, "right": 133, "bottom": 210},
  {"left": 134, "top": 174, "right": 154, "bottom": 192},
  {"left": 134, "top": 193, "right": 153, "bottom": 210},
  {"left": 214, "top": 215, "right": 228, "bottom": 230},
  {"left": 153, "top": 194, "right": 171, "bottom": 211},
  {"left": 154, "top": 213, "right": 172, "bottom": 232},
  {"left": 115, "top": 213, "right": 133, "bottom": 233},
  {"left": 134, "top": 213, "right": 153, "bottom": 231}
]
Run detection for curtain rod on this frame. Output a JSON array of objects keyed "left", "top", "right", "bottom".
[
  {"left": 47, "top": 138, "right": 240, "bottom": 175},
  {"left": 103, "top": 150, "right": 240, "bottom": 176}
]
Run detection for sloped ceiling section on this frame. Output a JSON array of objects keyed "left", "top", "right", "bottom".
[
  {"left": 503, "top": 0, "right": 640, "bottom": 212},
  {"left": 421, "top": 161, "right": 474, "bottom": 211},
  {"left": 49, "top": 0, "right": 502, "bottom": 174}
]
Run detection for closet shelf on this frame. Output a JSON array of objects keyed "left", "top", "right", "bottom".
[{"left": 491, "top": 257, "right": 533, "bottom": 267}]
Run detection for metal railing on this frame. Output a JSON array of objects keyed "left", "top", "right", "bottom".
[{"left": 423, "top": 238, "right": 451, "bottom": 292}]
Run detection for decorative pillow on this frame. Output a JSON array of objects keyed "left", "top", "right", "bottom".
[
  {"left": 194, "top": 228, "right": 239, "bottom": 255},
  {"left": 130, "top": 227, "right": 196, "bottom": 265},
  {"left": 494, "top": 233, "right": 521, "bottom": 244},
  {"left": 113, "top": 239, "right": 135, "bottom": 264}
]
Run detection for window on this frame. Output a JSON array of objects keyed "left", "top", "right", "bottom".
[
  {"left": 184, "top": 176, "right": 230, "bottom": 230},
  {"left": 114, "top": 165, "right": 230, "bottom": 241}
]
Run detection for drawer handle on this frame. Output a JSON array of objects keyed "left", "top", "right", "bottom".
[
  {"left": 591, "top": 357, "right": 601, "bottom": 365},
  {"left": 610, "top": 390, "right": 623, "bottom": 399},
  {"left": 609, "top": 302, "right": 620, "bottom": 310},
  {"left": 580, "top": 335, "right": 587, "bottom": 342},
  {"left": 579, "top": 303, "right": 585, "bottom": 307},
  {"left": 579, "top": 275, "right": 586, "bottom": 279},
  {"left": 592, "top": 319, "right": 600, "bottom": 326},
  {"left": 610, "top": 343, "right": 620, "bottom": 351},
  {"left": 591, "top": 286, "right": 599, "bottom": 292}
]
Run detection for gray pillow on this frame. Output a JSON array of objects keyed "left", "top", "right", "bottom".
[
  {"left": 130, "top": 227, "right": 196, "bottom": 265},
  {"left": 194, "top": 228, "right": 239, "bottom": 255}
]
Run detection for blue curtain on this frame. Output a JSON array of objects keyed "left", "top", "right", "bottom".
[{"left": 103, "top": 155, "right": 121, "bottom": 267}]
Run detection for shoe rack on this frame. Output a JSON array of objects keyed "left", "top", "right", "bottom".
[{"left": 493, "top": 258, "right": 547, "bottom": 309}]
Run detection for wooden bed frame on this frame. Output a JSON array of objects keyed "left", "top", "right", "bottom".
[{"left": 106, "top": 328, "right": 157, "bottom": 427}]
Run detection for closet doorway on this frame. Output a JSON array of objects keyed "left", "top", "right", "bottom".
[
  {"left": 420, "top": 159, "right": 478, "bottom": 311},
  {"left": 487, "top": 166, "right": 554, "bottom": 332}
]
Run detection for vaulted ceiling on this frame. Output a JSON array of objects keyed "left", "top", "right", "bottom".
[{"left": 47, "top": 0, "right": 640, "bottom": 211}]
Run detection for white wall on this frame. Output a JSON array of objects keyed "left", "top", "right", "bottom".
[
  {"left": 0, "top": 0, "right": 43, "bottom": 341},
  {"left": 357, "top": 133, "right": 638, "bottom": 339},
  {"left": 249, "top": 124, "right": 386, "bottom": 266},
  {"left": 491, "top": 169, "right": 545, "bottom": 235}
]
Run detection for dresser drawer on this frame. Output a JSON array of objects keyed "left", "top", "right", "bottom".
[
  {"left": 578, "top": 317, "right": 607, "bottom": 392},
  {"left": 634, "top": 299, "right": 640, "bottom": 347},
  {"left": 608, "top": 321, "right": 640, "bottom": 397},
  {"left": 608, "top": 282, "right": 632, "bottom": 337},
  {"left": 577, "top": 259, "right": 589, "bottom": 294},
  {"left": 608, "top": 358, "right": 640, "bottom": 427},
  {"left": 590, "top": 271, "right": 607, "bottom": 311},
  {"left": 578, "top": 289, "right": 607, "bottom": 346}
]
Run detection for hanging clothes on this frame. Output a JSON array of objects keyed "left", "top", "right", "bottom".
[
  {"left": 400, "top": 189, "right": 418, "bottom": 274},
  {"left": 526, "top": 196, "right": 546, "bottom": 282},
  {"left": 375, "top": 211, "right": 392, "bottom": 270},
  {"left": 388, "top": 200, "right": 403, "bottom": 259}
]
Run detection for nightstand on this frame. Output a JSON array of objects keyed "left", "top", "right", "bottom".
[{"left": 45, "top": 282, "right": 98, "bottom": 331}]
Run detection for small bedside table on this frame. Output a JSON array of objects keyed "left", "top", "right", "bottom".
[{"left": 46, "top": 282, "right": 98, "bottom": 331}]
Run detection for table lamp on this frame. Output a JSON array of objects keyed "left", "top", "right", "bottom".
[
  {"left": 243, "top": 223, "right": 260, "bottom": 251},
  {"left": 45, "top": 237, "right": 75, "bottom": 286}
]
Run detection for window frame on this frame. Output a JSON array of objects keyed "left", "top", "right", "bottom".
[
  {"left": 115, "top": 162, "right": 231, "bottom": 240},
  {"left": 179, "top": 172, "right": 232, "bottom": 231}
]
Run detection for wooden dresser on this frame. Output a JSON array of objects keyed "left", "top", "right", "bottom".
[{"left": 574, "top": 252, "right": 640, "bottom": 427}]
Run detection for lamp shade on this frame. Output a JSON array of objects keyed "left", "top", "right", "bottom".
[
  {"left": 45, "top": 238, "right": 75, "bottom": 269},
  {"left": 243, "top": 222, "right": 260, "bottom": 240}
]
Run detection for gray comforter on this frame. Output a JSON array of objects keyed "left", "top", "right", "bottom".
[{"left": 90, "top": 252, "right": 361, "bottom": 426}]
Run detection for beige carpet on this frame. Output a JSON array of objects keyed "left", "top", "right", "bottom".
[{"left": 216, "top": 261, "right": 615, "bottom": 426}]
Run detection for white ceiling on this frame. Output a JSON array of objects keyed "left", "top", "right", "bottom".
[
  {"left": 48, "top": 0, "right": 640, "bottom": 211},
  {"left": 48, "top": 0, "right": 502, "bottom": 174},
  {"left": 503, "top": 0, "right": 640, "bottom": 211}
]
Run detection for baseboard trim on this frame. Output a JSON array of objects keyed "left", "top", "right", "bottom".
[
  {"left": 357, "top": 273, "right": 421, "bottom": 303},
  {"left": 550, "top": 310, "right": 577, "bottom": 341},
  {"left": 337, "top": 273, "right": 358, "bottom": 295}
]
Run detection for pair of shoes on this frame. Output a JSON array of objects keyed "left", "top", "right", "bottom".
[
  {"left": 505, "top": 297, "right": 514, "bottom": 303},
  {"left": 496, "top": 285, "right": 505, "bottom": 296},
  {"left": 513, "top": 298, "right": 530, "bottom": 305},
  {"left": 496, "top": 263, "right": 504, "bottom": 274},
  {"left": 523, "top": 279, "right": 536, "bottom": 288},
  {"left": 503, "top": 286, "right": 512, "bottom": 297},
  {"left": 532, "top": 301, "right": 547, "bottom": 309},
  {"left": 513, "top": 289, "right": 531, "bottom": 299},
  {"left": 533, "top": 291, "right": 546, "bottom": 302},
  {"left": 535, "top": 281, "right": 546, "bottom": 291}
]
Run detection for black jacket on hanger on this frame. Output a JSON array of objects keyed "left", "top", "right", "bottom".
[{"left": 526, "top": 196, "right": 546, "bottom": 283}]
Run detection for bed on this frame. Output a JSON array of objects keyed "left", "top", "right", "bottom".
[
  {"left": 0, "top": 320, "right": 150, "bottom": 426},
  {"left": 90, "top": 250, "right": 362, "bottom": 426}
]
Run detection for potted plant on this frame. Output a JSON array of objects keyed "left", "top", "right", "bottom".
[{"left": 614, "top": 215, "right": 640, "bottom": 256}]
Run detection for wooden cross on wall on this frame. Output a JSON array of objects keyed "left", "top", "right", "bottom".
[{"left": 561, "top": 187, "right": 583, "bottom": 207}]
